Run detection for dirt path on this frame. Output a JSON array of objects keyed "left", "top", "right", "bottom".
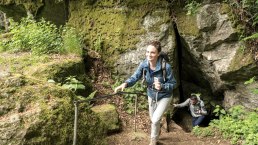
[
  {"left": 106, "top": 121, "right": 231, "bottom": 145},
  {"left": 92, "top": 63, "right": 231, "bottom": 145}
]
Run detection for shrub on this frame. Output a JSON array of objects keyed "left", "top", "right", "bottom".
[
  {"left": 61, "top": 26, "right": 83, "bottom": 55},
  {"left": 208, "top": 105, "right": 258, "bottom": 145},
  {"left": 0, "top": 17, "right": 83, "bottom": 55},
  {"left": 4, "top": 18, "right": 63, "bottom": 54},
  {"left": 184, "top": 0, "right": 201, "bottom": 15}
]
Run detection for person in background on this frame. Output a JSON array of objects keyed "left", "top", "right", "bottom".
[
  {"left": 114, "top": 40, "right": 176, "bottom": 145},
  {"left": 173, "top": 94, "right": 207, "bottom": 127}
]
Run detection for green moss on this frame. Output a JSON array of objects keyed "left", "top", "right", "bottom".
[
  {"left": 176, "top": 11, "right": 200, "bottom": 37},
  {"left": 17, "top": 82, "right": 107, "bottom": 145},
  {"left": 0, "top": 53, "right": 51, "bottom": 74},
  {"left": 1, "top": 52, "right": 93, "bottom": 97},
  {"left": 0, "top": 53, "right": 106, "bottom": 145},
  {"left": 124, "top": 0, "right": 168, "bottom": 8},
  {"left": 148, "top": 10, "right": 171, "bottom": 32},
  {"left": 219, "top": 3, "right": 230, "bottom": 14},
  {"left": 228, "top": 46, "right": 254, "bottom": 71},
  {"left": 68, "top": 0, "right": 171, "bottom": 68},
  {"left": 91, "top": 104, "right": 119, "bottom": 131}
]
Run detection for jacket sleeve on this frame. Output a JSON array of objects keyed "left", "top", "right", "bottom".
[
  {"left": 177, "top": 98, "right": 190, "bottom": 108},
  {"left": 161, "top": 63, "right": 176, "bottom": 92},
  {"left": 124, "top": 62, "right": 144, "bottom": 87}
]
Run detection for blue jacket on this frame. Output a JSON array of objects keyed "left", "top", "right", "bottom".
[{"left": 125, "top": 56, "right": 176, "bottom": 100}]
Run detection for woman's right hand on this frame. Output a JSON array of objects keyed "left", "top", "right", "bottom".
[{"left": 114, "top": 83, "right": 127, "bottom": 93}]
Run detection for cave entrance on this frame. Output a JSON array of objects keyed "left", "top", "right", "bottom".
[{"left": 171, "top": 22, "right": 215, "bottom": 132}]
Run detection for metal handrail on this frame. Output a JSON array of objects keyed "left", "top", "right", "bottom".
[{"left": 72, "top": 91, "right": 146, "bottom": 145}]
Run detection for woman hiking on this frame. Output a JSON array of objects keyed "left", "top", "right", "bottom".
[{"left": 114, "top": 40, "right": 177, "bottom": 145}]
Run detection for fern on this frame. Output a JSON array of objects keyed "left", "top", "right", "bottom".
[
  {"left": 242, "top": 33, "right": 258, "bottom": 41},
  {"left": 244, "top": 76, "right": 256, "bottom": 85}
]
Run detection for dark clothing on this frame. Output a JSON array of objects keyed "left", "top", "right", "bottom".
[{"left": 192, "top": 115, "right": 205, "bottom": 127}]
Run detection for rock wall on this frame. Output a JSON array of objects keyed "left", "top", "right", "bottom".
[
  {"left": 0, "top": 0, "right": 67, "bottom": 26},
  {"left": 67, "top": 1, "right": 258, "bottom": 112},
  {"left": 176, "top": 3, "right": 258, "bottom": 110},
  {"left": 68, "top": 0, "right": 177, "bottom": 70}
]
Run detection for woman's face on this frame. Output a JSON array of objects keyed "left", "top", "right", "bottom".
[{"left": 146, "top": 45, "right": 159, "bottom": 62}]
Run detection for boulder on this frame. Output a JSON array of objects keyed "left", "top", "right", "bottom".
[
  {"left": 0, "top": 53, "right": 106, "bottom": 145},
  {"left": 223, "top": 82, "right": 258, "bottom": 111},
  {"left": 91, "top": 104, "right": 120, "bottom": 133}
]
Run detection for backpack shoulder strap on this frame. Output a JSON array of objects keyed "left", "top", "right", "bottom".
[
  {"left": 141, "top": 68, "right": 147, "bottom": 84},
  {"left": 161, "top": 58, "right": 166, "bottom": 82}
]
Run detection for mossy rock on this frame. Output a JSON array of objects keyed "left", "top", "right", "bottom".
[
  {"left": 176, "top": 11, "right": 200, "bottom": 37},
  {"left": 68, "top": 0, "right": 170, "bottom": 68},
  {"left": 0, "top": 75, "right": 107, "bottom": 145},
  {"left": 91, "top": 104, "right": 120, "bottom": 133},
  {"left": 0, "top": 53, "right": 93, "bottom": 96},
  {"left": 228, "top": 46, "right": 254, "bottom": 72},
  {"left": 0, "top": 52, "right": 107, "bottom": 145}
]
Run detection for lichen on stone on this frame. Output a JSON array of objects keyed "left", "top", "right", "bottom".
[
  {"left": 176, "top": 11, "right": 200, "bottom": 37},
  {"left": 228, "top": 46, "right": 254, "bottom": 72}
]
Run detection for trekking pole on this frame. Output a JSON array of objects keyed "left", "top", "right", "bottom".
[
  {"left": 73, "top": 101, "right": 78, "bottom": 145},
  {"left": 134, "top": 94, "right": 138, "bottom": 132}
]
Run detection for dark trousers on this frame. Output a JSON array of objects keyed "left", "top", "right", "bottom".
[{"left": 192, "top": 115, "right": 205, "bottom": 127}]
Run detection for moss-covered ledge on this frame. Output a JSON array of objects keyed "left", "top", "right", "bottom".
[{"left": 0, "top": 52, "right": 107, "bottom": 145}]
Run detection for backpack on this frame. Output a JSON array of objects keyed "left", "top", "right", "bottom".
[{"left": 141, "top": 51, "right": 169, "bottom": 84}]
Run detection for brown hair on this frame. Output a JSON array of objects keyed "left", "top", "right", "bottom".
[
  {"left": 149, "top": 40, "right": 161, "bottom": 53},
  {"left": 190, "top": 94, "right": 197, "bottom": 100}
]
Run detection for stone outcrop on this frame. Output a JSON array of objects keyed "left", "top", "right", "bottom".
[
  {"left": 0, "top": 0, "right": 67, "bottom": 26},
  {"left": 0, "top": 53, "right": 106, "bottom": 145},
  {"left": 177, "top": 3, "right": 258, "bottom": 110},
  {"left": 223, "top": 82, "right": 258, "bottom": 111},
  {"left": 91, "top": 104, "right": 120, "bottom": 133}
]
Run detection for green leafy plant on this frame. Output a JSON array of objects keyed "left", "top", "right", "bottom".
[
  {"left": 244, "top": 76, "right": 258, "bottom": 94},
  {"left": 48, "top": 77, "right": 95, "bottom": 108},
  {"left": 201, "top": 105, "right": 258, "bottom": 144},
  {"left": 224, "top": 0, "right": 258, "bottom": 57},
  {"left": 93, "top": 35, "right": 103, "bottom": 52},
  {"left": 242, "top": 33, "right": 258, "bottom": 41},
  {"left": 3, "top": 18, "right": 63, "bottom": 54},
  {"left": 61, "top": 26, "right": 83, "bottom": 55},
  {"left": 192, "top": 126, "right": 214, "bottom": 137},
  {"left": 190, "top": 92, "right": 201, "bottom": 97},
  {"left": 244, "top": 76, "right": 256, "bottom": 85},
  {"left": 112, "top": 80, "right": 147, "bottom": 114},
  {"left": 0, "top": 17, "right": 83, "bottom": 55},
  {"left": 123, "top": 82, "right": 147, "bottom": 114},
  {"left": 62, "top": 76, "right": 85, "bottom": 93},
  {"left": 213, "top": 105, "right": 226, "bottom": 118},
  {"left": 74, "top": 90, "right": 97, "bottom": 109},
  {"left": 252, "top": 89, "right": 258, "bottom": 94},
  {"left": 184, "top": 0, "right": 201, "bottom": 15}
]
